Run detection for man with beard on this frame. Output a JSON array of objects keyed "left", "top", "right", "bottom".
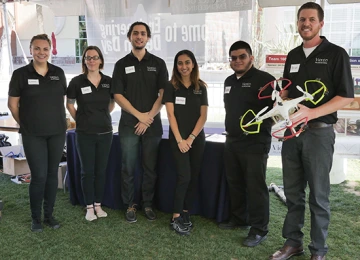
[
  {"left": 220, "top": 40, "right": 275, "bottom": 247},
  {"left": 111, "top": 22, "right": 168, "bottom": 223},
  {"left": 269, "top": 3, "right": 353, "bottom": 260}
]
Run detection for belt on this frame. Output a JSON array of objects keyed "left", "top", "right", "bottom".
[{"left": 295, "top": 122, "right": 332, "bottom": 131}]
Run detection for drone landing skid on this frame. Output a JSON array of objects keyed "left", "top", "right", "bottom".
[{"left": 272, "top": 117, "right": 308, "bottom": 141}]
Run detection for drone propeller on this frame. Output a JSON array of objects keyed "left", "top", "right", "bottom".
[
  {"left": 296, "top": 85, "right": 313, "bottom": 100},
  {"left": 245, "top": 106, "right": 269, "bottom": 126}
]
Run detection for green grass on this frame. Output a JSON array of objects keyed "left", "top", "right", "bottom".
[{"left": 0, "top": 164, "right": 359, "bottom": 260}]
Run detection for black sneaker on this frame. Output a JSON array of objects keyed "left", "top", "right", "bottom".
[
  {"left": 181, "top": 211, "right": 192, "bottom": 228},
  {"left": 243, "top": 233, "right": 267, "bottom": 247},
  {"left": 44, "top": 216, "right": 60, "bottom": 229},
  {"left": 125, "top": 205, "right": 137, "bottom": 223},
  {"left": 170, "top": 216, "right": 190, "bottom": 235},
  {"left": 31, "top": 219, "right": 43, "bottom": 232},
  {"left": 144, "top": 207, "right": 156, "bottom": 221}
]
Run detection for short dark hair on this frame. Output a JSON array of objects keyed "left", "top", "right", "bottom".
[
  {"left": 81, "top": 46, "right": 104, "bottom": 74},
  {"left": 229, "top": 41, "right": 252, "bottom": 56},
  {"left": 30, "top": 34, "right": 51, "bottom": 48},
  {"left": 297, "top": 2, "right": 324, "bottom": 22},
  {"left": 127, "top": 21, "right": 151, "bottom": 39}
]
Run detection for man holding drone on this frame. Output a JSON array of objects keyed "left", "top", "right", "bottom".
[{"left": 270, "top": 2, "right": 354, "bottom": 260}]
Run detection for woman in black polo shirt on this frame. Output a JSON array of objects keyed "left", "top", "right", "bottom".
[
  {"left": 8, "top": 34, "right": 67, "bottom": 232},
  {"left": 163, "top": 50, "right": 208, "bottom": 235},
  {"left": 66, "top": 46, "right": 114, "bottom": 222}
]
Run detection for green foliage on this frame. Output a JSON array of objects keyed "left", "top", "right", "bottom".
[{"left": 0, "top": 165, "right": 359, "bottom": 260}]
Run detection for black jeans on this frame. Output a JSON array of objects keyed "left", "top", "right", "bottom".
[
  {"left": 76, "top": 132, "right": 113, "bottom": 205},
  {"left": 224, "top": 140, "right": 269, "bottom": 236},
  {"left": 282, "top": 127, "right": 335, "bottom": 256},
  {"left": 170, "top": 135, "right": 205, "bottom": 213},
  {"left": 119, "top": 125, "right": 161, "bottom": 208},
  {"left": 22, "top": 133, "right": 66, "bottom": 220}
]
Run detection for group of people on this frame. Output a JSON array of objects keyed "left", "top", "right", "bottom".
[{"left": 6, "top": 2, "right": 354, "bottom": 259}]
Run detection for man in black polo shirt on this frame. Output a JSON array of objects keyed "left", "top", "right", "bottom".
[
  {"left": 269, "top": 3, "right": 354, "bottom": 260},
  {"left": 221, "top": 41, "right": 275, "bottom": 247},
  {"left": 111, "top": 21, "right": 168, "bottom": 223}
]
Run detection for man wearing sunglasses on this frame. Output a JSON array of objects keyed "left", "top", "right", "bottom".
[
  {"left": 220, "top": 40, "right": 275, "bottom": 247},
  {"left": 111, "top": 22, "right": 168, "bottom": 223},
  {"left": 270, "top": 3, "right": 354, "bottom": 260}
]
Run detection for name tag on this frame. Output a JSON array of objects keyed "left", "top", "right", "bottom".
[
  {"left": 125, "top": 66, "right": 135, "bottom": 74},
  {"left": 101, "top": 84, "right": 110, "bottom": 88},
  {"left": 290, "top": 64, "right": 300, "bottom": 73},
  {"left": 175, "top": 97, "right": 186, "bottom": 105},
  {"left": 81, "top": 86, "right": 92, "bottom": 94},
  {"left": 28, "top": 79, "right": 39, "bottom": 85},
  {"left": 224, "top": 86, "right": 231, "bottom": 94}
]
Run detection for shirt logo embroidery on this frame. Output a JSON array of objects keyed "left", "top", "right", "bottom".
[
  {"left": 315, "top": 58, "right": 328, "bottom": 65},
  {"left": 50, "top": 76, "right": 60, "bottom": 80},
  {"left": 241, "top": 83, "right": 251, "bottom": 88},
  {"left": 101, "top": 84, "right": 110, "bottom": 88},
  {"left": 147, "top": 66, "right": 157, "bottom": 72}
]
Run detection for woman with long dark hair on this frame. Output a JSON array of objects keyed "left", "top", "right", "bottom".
[{"left": 163, "top": 50, "right": 208, "bottom": 235}]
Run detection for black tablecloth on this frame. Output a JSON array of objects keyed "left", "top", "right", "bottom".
[{"left": 66, "top": 129, "right": 230, "bottom": 222}]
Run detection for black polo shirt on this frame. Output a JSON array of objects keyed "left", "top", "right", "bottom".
[
  {"left": 283, "top": 36, "right": 354, "bottom": 124},
  {"left": 67, "top": 73, "right": 113, "bottom": 134},
  {"left": 163, "top": 81, "right": 208, "bottom": 139},
  {"left": 8, "top": 61, "right": 67, "bottom": 136},
  {"left": 224, "top": 66, "right": 275, "bottom": 153},
  {"left": 111, "top": 50, "right": 169, "bottom": 136}
]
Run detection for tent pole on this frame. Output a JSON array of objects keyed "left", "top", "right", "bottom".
[{"left": 2, "top": 1, "right": 14, "bottom": 74}]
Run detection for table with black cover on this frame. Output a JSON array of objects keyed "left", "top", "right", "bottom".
[{"left": 66, "top": 128, "right": 230, "bottom": 222}]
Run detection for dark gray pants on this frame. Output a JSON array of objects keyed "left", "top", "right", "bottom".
[
  {"left": 22, "top": 133, "right": 66, "bottom": 220},
  {"left": 119, "top": 125, "right": 161, "bottom": 208},
  {"left": 76, "top": 132, "right": 113, "bottom": 205},
  {"left": 282, "top": 126, "right": 335, "bottom": 256}
]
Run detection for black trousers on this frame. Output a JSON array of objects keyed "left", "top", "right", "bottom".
[
  {"left": 76, "top": 132, "right": 113, "bottom": 205},
  {"left": 119, "top": 125, "right": 161, "bottom": 208},
  {"left": 224, "top": 140, "right": 269, "bottom": 236},
  {"left": 282, "top": 127, "right": 334, "bottom": 256},
  {"left": 170, "top": 135, "right": 205, "bottom": 213},
  {"left": 22, "top": 133, "right": 66, "bottom": 220}
]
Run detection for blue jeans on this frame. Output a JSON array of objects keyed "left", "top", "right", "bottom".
[
  {"left": 119, "top": 125, "right": 161, "bottom": 208},
  {"left": 76, "top": 132, "right": 113, "bottom": 205}
]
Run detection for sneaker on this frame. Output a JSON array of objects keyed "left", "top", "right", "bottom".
[
  {"left": 125, "top": 205, "right": 137, "bottom": 223},
  {"left": 31, "top": 219, "right": 43, "bottom": 232},
  {"left": 144, "top": 207, "right": 156, "bottom": 221},
  {"left": 85, "top": 206, "right": 97, "bottom": 222},
  {"left": 94, "top": 204, "right": 107, "bottom": 218},
  {"left": 243, "top": 233, "right": 267, "bottom": 247},
  {"left": 170, "top": 216, "right": 190, "bottom": 235},
  {"left": 44, "top": 216, "right": 60, "bottom": 229},
  {"left": 182, "top": 211, "right": 193, "bottom": 228}
]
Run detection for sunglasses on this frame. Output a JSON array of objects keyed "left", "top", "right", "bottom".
[
  {"left": 84, "top": 56, "right": 100, "bottom": 61},
  {"left": 228, "top": 54, "right": 249, "bottom": 62}
]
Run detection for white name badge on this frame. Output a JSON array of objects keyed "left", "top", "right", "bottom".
[
  {"left": 224, "top": 86, "right": 231, "bottom": 94},
  {"left": 175, "top": 97, "right": 186, "bottom": 105},
  {"left": 28, "top": 79, "right": 39, "bottom": 85},
  {"left": 81, "top": 86, "right": 92, "bottom": 94},
  {"left": 125, "top": 66, "right": 135, "bottom": 74},
  {"left": 290, "top": 64, "right": 300, "bottom": 73}
]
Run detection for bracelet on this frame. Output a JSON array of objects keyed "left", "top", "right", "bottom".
[
  {"left": 189, "top": 134, "right": 196, "bottom": 140},
  {"left": 177, "top": 139, "right": 183, "bottom": 144}
]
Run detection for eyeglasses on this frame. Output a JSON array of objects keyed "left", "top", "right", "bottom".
[
  {"left": 84, "top": 56, "right": 100, "bottom": 61},
  {"left": 228, "top": 54, "right": 249, "bottom": 62}
]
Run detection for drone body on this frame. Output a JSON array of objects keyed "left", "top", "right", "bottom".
[{"left": 240, "top": 79, "right": 326, "bottom": 141}]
